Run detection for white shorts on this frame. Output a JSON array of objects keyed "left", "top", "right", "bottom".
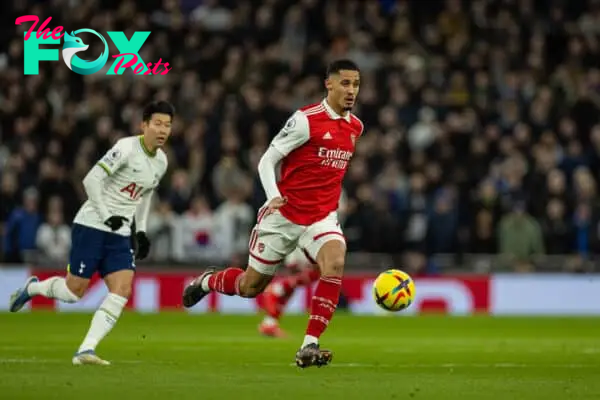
[
  {"left": 284, "top": 247, "right": 314, "bottom": 269},
  {"left": 247, "top": 208, "right": 345, "bottom": 275}
]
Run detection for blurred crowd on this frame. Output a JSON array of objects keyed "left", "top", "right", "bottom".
[{"left": 1, "top": 0, "right": 600, "bottom": 272}]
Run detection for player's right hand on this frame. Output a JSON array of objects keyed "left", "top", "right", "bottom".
[
  {"left": 265, "top": 196, "right": 287, "bottom": 216},
  {"left": 104, "top": 216, "right": 129, "bottom": 231}
]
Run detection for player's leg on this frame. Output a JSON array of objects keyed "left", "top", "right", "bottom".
[
  {"left": 8, "top": 224, "right": 97, "bottom": 312},
  {"left": 183, "top": 209, "right": 299, "bottom": 306},
  {"left": 259, "top": 264, "right": 320, "bottom": 337},
  {"left": 73, "top": 233, "right": 135, "bottom": 366},
  {"left": 9, "top": 272, "right": 85, "bottom": 312},
  {"left": 182, "top": 262, "right": 276, "bottom": 307},
  {"left": 295, "top": 215, "right": 346, "bottom": 368}
]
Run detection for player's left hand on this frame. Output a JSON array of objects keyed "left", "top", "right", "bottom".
[
  {"left": 134, "top": 231, "right": 151, "bottom": 260},
  {"left": 265, "top": 196, "right": 287, "bottom": 216}
]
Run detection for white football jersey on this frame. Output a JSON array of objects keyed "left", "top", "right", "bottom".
[{"left": 73, "top": 136, "right": 168, "bottom": 236}]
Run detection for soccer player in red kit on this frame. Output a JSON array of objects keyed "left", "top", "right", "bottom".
[{"left": 183, "top": 59, "right": 363, "bottom": 368}]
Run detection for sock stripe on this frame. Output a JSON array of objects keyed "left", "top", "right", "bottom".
[
  {"left": 309, "top": 315, "right": 330, "bottom": 325},
  {"left": 320, "top": 277, "right": 342, "bottom": 285},
  {"left": 99, "top": 307, "right": 118, "bottom": 321},
  {"left": 218, "top": 272, "right": 226, "bottom": 292},
  {"left": 207, "top": 268, "right": 245, "bottom": 296}
]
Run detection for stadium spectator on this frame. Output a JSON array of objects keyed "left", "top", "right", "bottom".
[
  {"left": 3, "top": 187, "right": 41, "bottom": 262},
  {"left": 498, "top": 201, "right": 545, "bottom": 272},
  {"left": 35, "top": 196, "right": 71, "bottom": 262}
]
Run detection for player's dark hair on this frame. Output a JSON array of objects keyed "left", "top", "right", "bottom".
[
  {"left": 142, "top": 101, "right": 175, "bottom": 122},
  {"left": 326, "top": 59, "right": 360, "bottom": 77}
]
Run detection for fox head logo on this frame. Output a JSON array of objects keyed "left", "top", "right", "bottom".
[{"left": 62, "top": 29, "right": 108, "bottom": 75}]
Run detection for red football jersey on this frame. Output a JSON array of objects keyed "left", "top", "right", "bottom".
[{"left": 270, "top": 100, "right": 364, "bottom": 225}]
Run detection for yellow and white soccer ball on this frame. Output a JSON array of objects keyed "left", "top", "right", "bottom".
[{"left": 372, "top": 269, "right": 416, "bottom": 312}]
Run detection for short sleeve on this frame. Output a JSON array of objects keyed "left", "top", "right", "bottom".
[
  {"left": 270, "top": 111, "right": 310, "bottom": 156},
  {"left": 97, "top": 139, "right": 132, "bottom": 175}
]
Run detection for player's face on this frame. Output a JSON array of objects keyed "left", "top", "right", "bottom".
[
  {"left": 326, "top": 70, "right": 360, "bottom": 112},
  {"left": 142, "top": 113, "right": 172, "bottom": 148}
]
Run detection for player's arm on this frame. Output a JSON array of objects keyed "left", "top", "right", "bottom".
[
  {"left": 132, "top": 190, "right": 153, "bottom": 260},
  {"left": 133, "top": 162, "right": 166, "bottom": 260},
  {"left": 83, "top": 139, "right": 132, "bottom": 231},
  {"left": 134, "top": 191, "right": 153, "bottom": 233},
  {"left": 258, "top": 111, "right": 310, "bottom": 202}
]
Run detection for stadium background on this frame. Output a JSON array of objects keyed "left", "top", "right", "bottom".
[
  {"left": 1, "top": 2, "right": 600, "bottom": 399},
  {"left": 1, "top": 0, "right": 600, "bottom": 315}
]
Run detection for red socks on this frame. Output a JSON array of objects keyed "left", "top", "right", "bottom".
[
  {"left": 207, "top": 268, "right": 244, "bottom": 296},
  {"left": 306, "top": 276, "right": 342, "bottom": 338}
]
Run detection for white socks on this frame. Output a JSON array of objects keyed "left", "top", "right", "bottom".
[
  {"left": 270, "top": 282, "right": 285, "bottom": 297},
  {"left": 78, "top": 293, "right": 128, "bottom": 353},
  {"left": 26, "top": 278, "right": 129, "bottom": 354},
  {"left": 262, "top": 316, "right": 278, "bottom": 326},
  {"left": 301, "top": 335, "right": 319, "bottom": 348},
  {"left": 27, "top": 277, "right": 79, "bottom": 303}
]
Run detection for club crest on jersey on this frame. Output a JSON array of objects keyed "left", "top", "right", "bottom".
[
  {"left": 279, "top": 117, "right": 296, "bottom": 138},
  {"left": 109, "top": 149, "right": 121, "bottom": 160},
  {"left": 102, "top": 148, "right": 121, "bottom": 167},
  {"left": 285, "top": 117, "right": 296, "bottom": 130}
]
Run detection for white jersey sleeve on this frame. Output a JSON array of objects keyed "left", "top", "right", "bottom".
[
  {"left": 270, "top": 111, "right": 310, "bottom": 156},
  {"left": 82, "top": 165, "right": 112, "bottom": 221},
  {"left": 258, "top": 111, "right": 310, "bottom": 201},
  {"left": 97, "top": 139, "right": 133, "bottom": 175},
  {"left": 257, "top": 148, "right": 284, "bottom": 201},
  {"left": 134, "top": 190, "right": 154, "bottom": 232}
]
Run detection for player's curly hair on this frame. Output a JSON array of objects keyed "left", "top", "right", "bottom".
[{"left": 142, "top": 101, "right": 175, "bottom": 122}]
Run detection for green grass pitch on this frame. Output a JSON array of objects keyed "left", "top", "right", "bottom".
[{"left": 1, "top": 312, "right": 599, "bottom": 399}]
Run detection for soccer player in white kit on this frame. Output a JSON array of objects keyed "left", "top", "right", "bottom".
[{"left": 8, "top": 101, "right": 173, "bottom": 365}]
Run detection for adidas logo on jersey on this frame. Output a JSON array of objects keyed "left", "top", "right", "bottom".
[{"left": 323, "top": 132, "right": 332, "bottom": 140}]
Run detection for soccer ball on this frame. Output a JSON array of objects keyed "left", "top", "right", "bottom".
[{"left": 372, "top": 269, "right": 416, "bottom": 312}]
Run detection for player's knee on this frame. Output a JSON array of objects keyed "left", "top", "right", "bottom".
[
  {"left": 109, "top": 284, "right": 132, "bottom": 299},
  {"left": 317, "top": 241, "right": 346, "bottom": 276},
  {"left": 66, "top": 285, "right": 86, "bottom": 299},
  {"left": 318, "top": 251, "right": 345, "bottom": 277},
  {"left": 104, "top": 270, "right": 134, "bottom": 299},
  {"left": 322, "top": 255, "right": 344, "bottom": 276},
  {"left": 65, "top": 274, "right": 88, "bottom": 299}
]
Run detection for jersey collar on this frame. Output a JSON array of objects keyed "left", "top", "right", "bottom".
[
  {"left": 322, "top": 99, "right": 351, "bottom": 123},
  {"left": 138, "top": 135, "right": 157, "bottom": 157}
]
